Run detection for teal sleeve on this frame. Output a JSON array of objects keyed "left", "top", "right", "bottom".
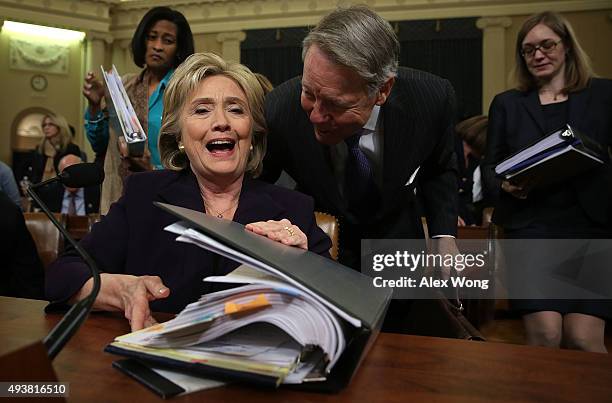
[{"left": 84, "top": 109, "right": 109, "bottom": 154}]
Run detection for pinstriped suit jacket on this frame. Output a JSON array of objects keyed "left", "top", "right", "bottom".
[{"left": 262, "top": 68, "right": 459, "bottom": 268}]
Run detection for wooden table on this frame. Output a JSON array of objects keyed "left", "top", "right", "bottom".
[{"left": 1, "top": 297, "right": 610, "bottom": 402}]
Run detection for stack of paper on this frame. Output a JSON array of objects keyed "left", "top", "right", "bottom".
[
  {"left": 111, "top": 265, "right": 347, "bottom": 385},
  {"left": 107, "top": 224, "right": 353, "bottom": 386},
  {"left": 106, "top": 203, "right": 392, "bottom": 390}
]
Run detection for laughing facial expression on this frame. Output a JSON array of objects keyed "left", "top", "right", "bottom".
[
  {"left": 522, "top": 23, "right": 566, "bottom": 83},
  {"left": 145, "top": 20, "right": 178, "bottom": 72},
  {"left": 300, "top": 45, "right": 381, "bottom": 145},
  {"left": 181, "top": 75, "right": 253, "bottom": 183}
]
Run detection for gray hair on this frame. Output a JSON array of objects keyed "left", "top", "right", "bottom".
[{"left": 302, "top": 5, "right": 399, "bottom": 95}]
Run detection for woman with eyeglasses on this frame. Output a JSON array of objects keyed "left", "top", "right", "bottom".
[{"left": 482, "top": 11, "right": 611, "bottom": 352}]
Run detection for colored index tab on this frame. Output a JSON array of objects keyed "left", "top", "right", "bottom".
[{"left": 225, "top": 294, "right": 270, "bottom": 315}]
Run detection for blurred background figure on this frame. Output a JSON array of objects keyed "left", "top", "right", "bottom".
[
  {"left": 35, "top": 152, "right": 100, "bottom": 216},
  {"left": 455, "top": 115, "right": 488, "bottom": 226},
  {"left": 0, "top": 160, "right": 21, "bottom": 209},
  {"left": 82, "top": 6, "right": 194, "bottom": 214},
  {"left": 482, "top": 11, "right": 612, "bottom": 352},
  {"left": 0, "top": 190, "right": 45, "bottom": 299},
  {"left": 31, "top": 113, "right": 81, "bottom": 185}
]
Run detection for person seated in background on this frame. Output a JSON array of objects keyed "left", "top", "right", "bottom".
[
  {"left": 31, "top": 113, "right": 81, "bottom": 184},
  {"left": 0, "top": 190, "right": 45, "bottom": 299},
  {"left": 35, "top": 153, "right": 101, "bottom": 216},
  {"left": 46, "top": 52, "right": 332, "bottom": 331},
  {"left": 82, "top": 6, "right": 194, "bottom": 214},
  {"left": 0, "top": 160, "right": 21, "bottom": 208},
  {"left": 454, "top": 115, "right": 488, "bottom": 226}
]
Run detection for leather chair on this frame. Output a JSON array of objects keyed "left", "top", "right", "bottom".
[
  {"left": 314, "top": 211, "right": 339, "bottom": 261},
  {"left": 24, "top": 212, "right": 65, "bottom": 268}
]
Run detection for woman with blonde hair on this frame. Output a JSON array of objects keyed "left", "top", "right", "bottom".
[
  {"left": 32, "top": 113, "right": 81, "bottom": 183},
  {"left": 483, "top": 11, "right": 611, "bottom": 352},
  {"left": 47, "top": 53, "right": 331, "bottom": 331}
]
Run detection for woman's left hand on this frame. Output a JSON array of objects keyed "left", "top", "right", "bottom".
[{"left": 245, "top": 219, "right": 308, "bottom": 250}]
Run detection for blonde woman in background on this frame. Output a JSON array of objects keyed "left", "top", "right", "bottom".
[{"left": 31, "top": 113, "right": 81, "bottom": 184}]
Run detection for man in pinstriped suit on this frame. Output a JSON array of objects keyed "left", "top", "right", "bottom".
[{"left": 261, "top": 6, "right": 459, "bottom": 302}]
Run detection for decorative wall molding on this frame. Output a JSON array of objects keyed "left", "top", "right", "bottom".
[
  {"left": 108, "top": 0, "right": 612, "bottom": 39},
  {"left": 85, "top": 31, "right": 114, "bottom": 45},
  {"left": 9, "top": 37, "right": 70, "bottom": 74},
  {"left": 476, "top": 17, "right": 513, "bottom": 30},
  {"left": 216, "top": 31, "right": 246, "bottom": 62},
  {"left": 0, "top": 0, "right": 112, "bottom": 33},
  {"left": 1, "top": 0, "right": 609, "bottom": 39}
]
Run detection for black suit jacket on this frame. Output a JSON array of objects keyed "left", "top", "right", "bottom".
[
  {"left": 45, "top": 169, "right": 332, "bottom": 313},
  {"left": 0, "top": 191, "right": 44, "bottom": 299},
  {"left": 482, "top": 78, "right": 612, "bottom": 230},
  {"left": 262, "top": 68, "right": 458, "bottom": 268},
  {"left": 36, "top": 181, "right": 101, "bottom": 215}
]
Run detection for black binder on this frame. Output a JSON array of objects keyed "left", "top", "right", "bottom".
[
  {"left": 105, "top": 202, "right": 392, "bottom": 391},
  {"left": 495, "top": 125, "right": 605, "bottom": 188}
]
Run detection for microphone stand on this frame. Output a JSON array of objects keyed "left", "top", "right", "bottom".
[{"left": 28, "top": 178, "right": 101, "bottom": 360}]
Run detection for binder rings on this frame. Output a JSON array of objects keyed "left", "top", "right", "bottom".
[
  {"left": 105, "top": 202, "right": 392, "bottom": 391},
  {"left": 495, "top": 125, "right": 605, "bottom": 188},
  {"left": 100, "top": 65, "right": 147, "bottom": 157}
]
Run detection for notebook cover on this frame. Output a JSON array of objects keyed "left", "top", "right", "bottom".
[{"left": 154, "top": 201, "right": 392, "bottom": 330}]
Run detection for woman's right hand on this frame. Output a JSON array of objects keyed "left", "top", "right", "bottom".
[
  {"left": 501, "top": 180, "right": 530, "bottom": 199},
  {"left": 72, "top": 273, "right": 170, "bottom": 331},
  {"left": 83, "top": 71, "right": 105, "bottom": 115}
]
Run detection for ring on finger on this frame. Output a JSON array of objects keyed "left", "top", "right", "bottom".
[{"left": 284, "top": 225, "right": 295, "bottom": 236}]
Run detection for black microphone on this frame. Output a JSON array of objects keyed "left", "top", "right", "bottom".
[
  {"left": 27, "top": 162, "right": 105, "bottom": 360},
  {"left": 59, "top": 162, "right": 105, "bottom": 188}
]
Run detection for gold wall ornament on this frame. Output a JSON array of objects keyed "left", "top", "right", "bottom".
[{"left": 9, "top": 37, "right": 70, "bottom": 74}]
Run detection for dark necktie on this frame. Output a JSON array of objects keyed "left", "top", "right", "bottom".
[
  {"left": 344, "top": 133, "right": 379, "bottom": 215},
  {"left": 67, "top": 192, "right": 77, "bottom": 216}
]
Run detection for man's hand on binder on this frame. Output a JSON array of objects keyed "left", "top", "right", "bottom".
[
  {"left": 72, "top": 273, "right": 170, "bottom": 331},
  {"left": 245, "top": 219, "right": 308, "bottom": 250}
]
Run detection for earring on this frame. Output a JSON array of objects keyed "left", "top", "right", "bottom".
[
  {"left": 178, "top": 141, "right": 185, "bottom": 154},
  {"left": 249, "top": 144, "right": 253, "bottom": 151}
]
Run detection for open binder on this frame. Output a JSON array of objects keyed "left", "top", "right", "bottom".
[
  {"left": 105, "top": 202, "right": 392, "bottom": 391},
  {"left": 495, "top": 125, "right": 605, "bottom": 188},
  {"left": 100, "top": 65, "right": 147, "bottom": 157}
]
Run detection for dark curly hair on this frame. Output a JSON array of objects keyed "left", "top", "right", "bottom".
[{"left": 131, "top": 6, "right": 194, "bottom": 69}]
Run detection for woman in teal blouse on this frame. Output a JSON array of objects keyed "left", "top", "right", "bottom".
[{"left": 82, "top": 6, "right": 194, "bottom": 212}]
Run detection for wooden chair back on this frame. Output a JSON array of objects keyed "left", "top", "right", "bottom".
[
  {"left": 24, "top": 212, "right": 64, "bottom": 268},
  {"left": 314, "top": 211, "right": 339, "bottom": 260}
]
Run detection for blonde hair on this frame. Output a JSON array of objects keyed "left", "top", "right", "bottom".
[
  {"left": 159, "top": 52, "right": 267, "bottom": 177},
  {"left": 40, "top": 113, "right": 72, "bottom": 151},
  {"left": 514, "top": 11, "right": 593, "bottom": 93}
]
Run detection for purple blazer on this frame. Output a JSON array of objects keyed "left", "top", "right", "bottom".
[{"left": 45, "top": 169, "right": 332, "bottom": 313}]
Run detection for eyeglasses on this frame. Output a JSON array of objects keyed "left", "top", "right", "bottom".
[{"left": 521, "top": 39, "right": 562, "bottom": 58}]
